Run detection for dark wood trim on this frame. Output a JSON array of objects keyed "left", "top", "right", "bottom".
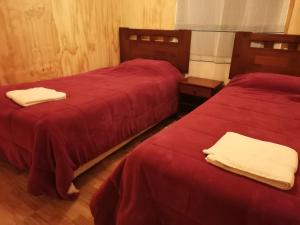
[
  {"left": 119, "top": 27, "right": 191, "bottom": 74},
  {"left": 229, "top": 32, "right": 300, "bottom": 79}
]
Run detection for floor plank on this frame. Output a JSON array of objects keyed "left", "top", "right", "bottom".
[{"left": 0, "top": 118, "right": 175, "bottom": 225}]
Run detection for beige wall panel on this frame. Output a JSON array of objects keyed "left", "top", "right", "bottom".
[
  {"left": 288, "top": 0, "right": 300, "bottom": 34},
  {"left": 120, "top": 0, "right": 176, "bottom": 29},
  {"left": 0, "top": 0, "right": 121, "bottom": 85},
  {"left": 188, "top": 61, "right": 230, "bottom": 82}
]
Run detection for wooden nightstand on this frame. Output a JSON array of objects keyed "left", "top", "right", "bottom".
[{"left": 179, "top": 77, "right": 223, "bottom": 114}]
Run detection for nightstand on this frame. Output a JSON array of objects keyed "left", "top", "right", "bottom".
[{"left": 179, "top": 77, "right": 223, "bottom": 114}]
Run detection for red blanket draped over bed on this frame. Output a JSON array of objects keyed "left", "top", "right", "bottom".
[
  {"left": 91, "top": 73, "right": 300, "bottom": 225},
  {"left": 0, "top": 59, "right": 182, "bottom": 199}
]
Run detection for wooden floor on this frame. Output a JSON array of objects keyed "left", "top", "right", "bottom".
[{"left": 0, "top": 118, "right": 175, "bottom": 225}]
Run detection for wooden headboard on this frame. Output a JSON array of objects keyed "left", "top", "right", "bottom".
[
  {"left": 229, "top": 32, "right": 300, "bottom": 79},
  {"left": 119, "top": 27, "right": 191, "bottom": 74}
]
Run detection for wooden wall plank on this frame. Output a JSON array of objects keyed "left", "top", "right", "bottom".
[
  {"left": 120, "top": 0, "right": 176, "bottom": 29},
  {"left": 288, "top": 0, "right": 300, "bottom": 34},
  {"left": 0, "top": 0, "right": 176, "bottom": 85},
  {"left": 0, "top": 0, "right": 121, "bottom": 85}
]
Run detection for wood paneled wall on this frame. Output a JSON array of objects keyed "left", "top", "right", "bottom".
[
  {"left": 288, "top": 0, "right": 300, "bottom": 34},
  {"left": 0, "top": 0, "right": 121, "bottom": 85},
  {"left": 3, "top": 0, "right": 297, "bottom": 85},
  {"left": 0, "top": 0, "right": 176, "bottom": 85},
  {"left": 120, "top": 0, "right": 176, "bottom": 29}
]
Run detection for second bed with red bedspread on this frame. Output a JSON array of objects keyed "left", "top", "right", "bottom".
[
  {"left": 91, "top": 73, "right": 300, "bottom": 225},
  {"left": 0, "top": 59, "right": 182, "bottom": 199}
]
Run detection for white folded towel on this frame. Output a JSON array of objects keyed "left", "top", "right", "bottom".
[
  {"left": 6, "top": 87, "right": 66, "bottom": 107},
  {"left": 203, "top": 132, "right": 298, "bottom": 190}
]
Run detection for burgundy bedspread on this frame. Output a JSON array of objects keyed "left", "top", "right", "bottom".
[
  {"left": 0, "top": 59, "right": 182, "bottom": 199},
  {"left": 91, "top": 73, "right": 300, "bottom": 225}
]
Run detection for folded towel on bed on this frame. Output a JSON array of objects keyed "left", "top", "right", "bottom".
[
  {"left": 203, "top": 132, "right": 298, "bottom": 190},
  {"left": 6, "top": 87, "right": 66, "bottom": 107}
]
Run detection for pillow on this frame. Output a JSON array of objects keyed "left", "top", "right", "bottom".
[{"left": 228, "top": 73, "right": 300, "bottom": 94}]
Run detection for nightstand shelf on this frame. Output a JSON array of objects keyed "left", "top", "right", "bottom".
[{"left": 179, "top": 76, "right": 223, "bottom": 115}]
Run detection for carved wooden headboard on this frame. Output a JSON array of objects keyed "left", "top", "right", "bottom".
[
  {"left": 119, "top": 27, "right": 191, "bottom": 74},
  {"left": 229, "top": 32, "right": 300, "bottom": 78}
]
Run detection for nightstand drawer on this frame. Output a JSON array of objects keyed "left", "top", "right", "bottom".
[{"left": 179, "top": 84, "right": 212, "bottom": 98}]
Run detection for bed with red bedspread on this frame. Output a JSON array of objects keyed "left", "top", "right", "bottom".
[
  {"left": 91, "top": 72, "right": 300, "bottom": 225},
  {"left": 0, "top": 59, "right": 182, "bottom": 199}
]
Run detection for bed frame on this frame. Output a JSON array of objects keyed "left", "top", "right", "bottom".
[
  {"left": 119, "top": 27, "right": 191, "bottom": 74},
  {"left": 230, "top": 32, "right": 300, "bottom": 78}
]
